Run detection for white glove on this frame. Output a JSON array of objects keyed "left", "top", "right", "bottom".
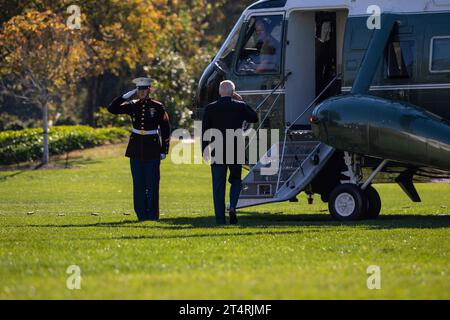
[
  {"left": 202, "top": 149, "right": 211, "bottom": 163},
  {"left": 160, "top": 154, "right": 166, "bottom": 160},
  {"left": 122, "top": 89, "right": 137, "bottom": 100}
]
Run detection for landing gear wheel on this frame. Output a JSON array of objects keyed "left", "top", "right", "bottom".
[
  {"left": 364, "top": 185, "right": 381, "bottom": 220},
  {"left": 329, "top": 184, "right": 366, "bottom": 221}
]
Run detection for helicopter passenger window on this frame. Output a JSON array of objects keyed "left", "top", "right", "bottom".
[
  {"left": 385, "top": 40, "right": 415, "bottom": 79},
  {"left": 236, "top": 15, "right": 283, "bottom": 75},
  {"left": 430, "top": 37, "right": 450, "bottom": 72}
]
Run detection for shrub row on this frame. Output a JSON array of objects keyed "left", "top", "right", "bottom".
[{"left": 0, "top": 125, "right": 129, "bottom": 165}]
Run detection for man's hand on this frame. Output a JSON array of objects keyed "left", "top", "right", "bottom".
[
  {"left": 233, "top": 92, "right": 243, "bottom": 101},
  {"left": 122, "top": 89, "right": 137, "bottom": 100},
  {"left": 160, "top": 154, "right": 167, "bottom": 160}
]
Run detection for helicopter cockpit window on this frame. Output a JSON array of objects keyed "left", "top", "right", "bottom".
[
  {"left": 236, "top": 15, "right": 283, "bottom": 74},
  {"left": 216, "top": 25, "right": 241, "bottom": 72}
]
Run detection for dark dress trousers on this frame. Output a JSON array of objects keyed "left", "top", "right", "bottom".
[
  {"left": 108, "top": 96, "right": 171, "bottom": 221},
  {"left": 202, "top": 96, "right": 258, "bottom": 224}
]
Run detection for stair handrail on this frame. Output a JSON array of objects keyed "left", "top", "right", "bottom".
[
  {"left": 286, "top": 74, "right": 341, "bottom": 131},
  {"left": 254, "top": 71, "right": 292, "bottom": 112},
  {"left": 276, "top": 74, "right": 341, "bottom": 192},
  {"left": 242, "top": 93, "right": 283, "bottom": 171},
  {"left": 275, "top": 141, "right": 322, "bottom": 193},
  {"left": 243, "top": 72, "right": 292, "bottom": 168},
  {"left": 275, "top": 132, "right": 289, "bottom": 192},
  {"left": 247, "top": 71, "right": 293, "bottom": 137}
]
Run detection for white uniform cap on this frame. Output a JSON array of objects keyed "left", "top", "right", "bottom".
[{"left": 132, "top": 77, "right": 153, "bottom": 88}]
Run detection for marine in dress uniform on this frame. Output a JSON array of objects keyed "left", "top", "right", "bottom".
[{"left": 108, "top": 77, "right": 171, "bottom": 221}]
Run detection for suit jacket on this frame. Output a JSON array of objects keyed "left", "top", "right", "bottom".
[
  {"left": 202, "top": 96, "right": 258, "bottom": 164},
  {"left": 108, "top": 96, "right": 171, "bottom": 161}
]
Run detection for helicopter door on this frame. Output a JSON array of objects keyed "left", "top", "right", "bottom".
[
  {"left": 315, "top": 12, "right": 338, "bottom": 99},
  {"left": 285, "top": 10, "right": 345, "bottom": 129}
]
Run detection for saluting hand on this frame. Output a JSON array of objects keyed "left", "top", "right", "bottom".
[
  {"left": 233, "top": 92, "right": 243, "bottom": 101},
  {"left": 122, "top": 89, "right": 138, "bottom": 100}
]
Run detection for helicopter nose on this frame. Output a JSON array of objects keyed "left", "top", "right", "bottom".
[{"left": 310, "top": 103, "right": 330, "bottom": 143}]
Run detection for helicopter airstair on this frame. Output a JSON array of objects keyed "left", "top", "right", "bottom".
[
  {"left": 237, "top": 133, "right": 334, "bottom": 208},
  {"left": 236, "top": 75, "right": 339, "bottom": 209}
]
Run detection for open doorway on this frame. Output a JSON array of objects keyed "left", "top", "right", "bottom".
[
  {"left": 315, "top": 12, "right": 337, "bottom": 97},
  {"left": 285, "top": 9, "right": 347, "bottom": 128}
]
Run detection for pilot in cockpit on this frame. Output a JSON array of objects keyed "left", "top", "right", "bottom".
[
  {"left": 237, "top": 18, "right": 281, "bottom": 74},
  {"left": 253, "top": 20, "right": 280, "bottom": 73}
]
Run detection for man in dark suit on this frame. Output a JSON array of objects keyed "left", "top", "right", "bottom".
[{"left": 202, "top": 80, "right": 258, "bottom": 225}]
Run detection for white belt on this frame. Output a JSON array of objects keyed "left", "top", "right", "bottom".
[{"left": 132, "top": 128, "right": 159, "bottom": 135}]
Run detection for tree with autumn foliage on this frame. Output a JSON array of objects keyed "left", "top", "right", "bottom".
[
  {"left": 0, "top": 10, "right": 90, "bottom": 164},
  {"left": 0, "top": 0, "right": 254, "bottom": 136}
]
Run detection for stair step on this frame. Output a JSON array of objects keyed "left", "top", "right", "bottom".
[
  {"left": 239, "top": 140, "right": 325, "bottom": 202},
  {"left": 249, "top": 170, "right": 297, "bottom": 182},
  {"left": 239, "top": 195, "right": 275, "bottom": 199},
  {"left": 237, "top": 142, "right": 335, "bottom": 209},
  {"left": 243, "top": 181, "right": 285, "bottom": 185},
  {"left": 283, "top": 146, "right": 319, "bottom": 155},
  {"left": 252, "top": 167, "right": 297, "bottom": 173},
  {"left": 284, "top": 140, "right": 319, "bottom": 145},
  {"left": 283, "top": 153, "right": 310, "bottom": 158},
  {"left": 242, "top": 180, "right": 276, "bottom": 191},
  {"left": 257, "top": 157, "right": 308, "bottom": 166}
]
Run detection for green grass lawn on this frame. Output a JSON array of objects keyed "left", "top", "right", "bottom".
[{"left": 0, "top": 143, "right": 449, "bottom": 299}]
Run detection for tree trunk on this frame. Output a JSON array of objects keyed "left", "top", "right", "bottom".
[
  {"left": 85, "top": 76, "right": 100, "bottom": 126},
  {"left": 42, "top": 102, "right": 49, "bottom": 165}
]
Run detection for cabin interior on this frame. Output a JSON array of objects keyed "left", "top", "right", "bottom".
[{"left": 285, "top": 9, "right": 348, "bottom": 129}]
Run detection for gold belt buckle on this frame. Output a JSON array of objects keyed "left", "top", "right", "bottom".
[{"left": 139, "top": 130, "right": 146, "bottom": 135}]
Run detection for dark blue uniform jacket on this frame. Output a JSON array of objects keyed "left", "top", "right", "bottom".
[{"left": 108, "top": 96, "right": 171, "bottom": 161}]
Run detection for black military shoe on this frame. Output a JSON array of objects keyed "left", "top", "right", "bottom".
[{"left": 229, "top": 209, "right": 238, "bottom": 225}]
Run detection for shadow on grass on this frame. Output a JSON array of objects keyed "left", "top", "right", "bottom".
[
  {"left": 55, "top": 157, "right": 103, "bottom": 167},
  {"left": 84, "top": 228, "right": 324, "bottom": 241},
  {"left": 0, "top": 171, "right": 26, "bottom": 181},
  {"left": 160, "top": 212, "right": 450, "bottom": 230},
  {"left": 0, "top": 158, "right": 102, "bottom": 182},
  {"left": 16, "top": 220, "right": 188, "bottom": 230},
  {"left": 73, "top": 213, "right": 450, "bottom": 241},
  {"left": 13, "top": 212, "right": 450, "bottom": 231}
]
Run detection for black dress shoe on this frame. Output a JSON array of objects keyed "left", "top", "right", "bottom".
[{"left": 229, "top": 209, "right": 238, "bottom": 225}]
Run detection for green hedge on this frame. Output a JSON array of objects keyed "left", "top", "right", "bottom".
[{"left": 0, "top": 125, "right": 129, "bottom": 165}]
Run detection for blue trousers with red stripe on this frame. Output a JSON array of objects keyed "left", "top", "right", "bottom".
[{"left": 130, "top": 158, "right": 160, "bottom": 221}]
